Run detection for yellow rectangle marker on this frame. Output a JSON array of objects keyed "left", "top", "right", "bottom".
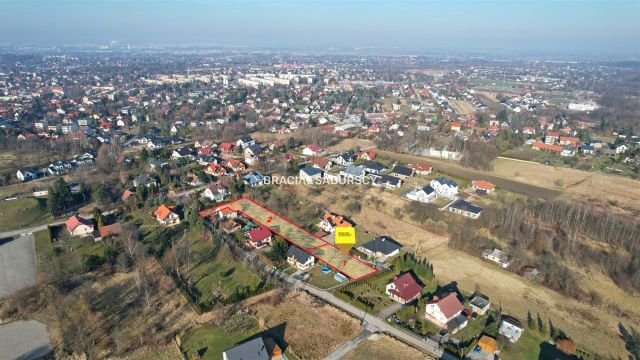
[{"left": 335, "top": 227, "right": 356, "bottom": 245}]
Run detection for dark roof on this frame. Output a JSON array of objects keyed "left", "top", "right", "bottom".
[
  {"left": 391, "top": 166, "right": 413, "bottom": 176},
  {"left": 450, "top": 199, "right": 482, "bottom": 214},
  {"left": 433, "top": 176, "right": 458, "bottom": 188},
  {"left": 362, "top": 160, "right": 387, "bottom": 171},
  {"left": 247, "top": 143, "right": 264, "bottom": 155},
  {"left": 286, "top": 245, "right": 313, "bottom": 263},
  {"left": 375, "top": 174, "right": 402, "bottom": 186},
  {"left": 361, "top": 236, "right": 402, "bottom": 255},
  {"left": 239, "top": 136, "right": 254, "bottom": 143},
  {"left": 223, "top": 337, "right": 270, "bottom": 360},
  {"left": 301, "top": 166, "right": 323, "bottom": 176},
  {"left": 421, "top": 185, "right": 436, "bottom": 194}
]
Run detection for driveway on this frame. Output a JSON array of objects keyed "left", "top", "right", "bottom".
[
  {"left": 0, "top": 235, "right": 37, "bottom": 298},
  {"left": 0, "top": 320, "right": 53, "bottom": 360},
  {"left": 377, "top": 302, "right": 404, "bottom": 320}
]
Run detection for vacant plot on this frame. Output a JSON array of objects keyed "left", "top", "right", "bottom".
[
  {"left": 424, "top": 245, "right": 637, "bottom": 359},
  {"left": 450, "top": 99, "right": 475, "bottom": 114},
  {"left": 306, "top": 265, "right": 341, "bottom": 289},
  {"left": 343, "top": 334, "right": 435, "bottom": 360},
  {"left": 0, "top": 320, "right": 52, "bottom": 360},
  {"left": 188, "top": 246, "right": 262, "bottom": 306},
  {"left": 0, "top": 198, "right": 50, "bottom": 232},
  {"left": 205, "top": 197, "right": 377, "bottom": 280},
  {"left": 0, "top": 235, "right": 37, "bottom": 298},
  {"left": 253, "top": 292, "right": 361, "bottom": 360},
  {"left": 490, "top": 157, "right": 640, "bottom": 214}
]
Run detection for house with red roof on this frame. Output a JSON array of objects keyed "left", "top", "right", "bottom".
[
  {"left": 245, "top": 226, "right": 273, "bottom": 249},
  {"left": 385, "top": 272, "right": 423, "bottom": 304},
  {"left": 425, "top": 292, "right": 466, "bottom": 329},
  {"left": 311, "top": 157, "right": 332, "bottom": 170},
  {"left": 219, "top": 142, "right": 236, "bottom": 153},
  {"left": 450, "top": 122, "right": 462, "bottom": 132},
  {"left": 409, "top": 163, "right": 432, "bottom": 175},
  {"left": 356, "top": 150, "right": 376, "bottom": 161},
  {"left": 65, "top": 215, "right": 95, "bottom": 237},
  {"left": 302, "top": 145, "right": 323, "bottom": 157},
  {"left": 94, "top": 223, "right": 122, "bottom": 241}
]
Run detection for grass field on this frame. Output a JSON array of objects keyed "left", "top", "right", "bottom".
[
  {"left": 180, "top": 317, "right": 261, "bottom": 360},
  {"left": 188, "top": 246, "right": 262, "bottom": 305},
  {"left": 208, "top": 197, "right": 377, "bottom": 280},
  {"left": 0, "top": 198, "right": 50, "bottom": 232},
  {"left": 33, "top": 228, "right": 54, "bottom": 275},
  {"left": 343, "top": 334, "right": 435, "bottom": 360},
  {"left": 253, "top": 292, "right": 361, "bottom": 360},
  {"left": 499, "top": 329, "right": 577, "bottom": 360},
  {"left": 306, "top": 265, "right": 341, "bottom": 289}
]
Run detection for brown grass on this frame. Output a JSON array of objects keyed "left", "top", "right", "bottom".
[
  {"left": 253, "top": 291, "right": 362, "bottom": 360},
  {"left": 343, "top": 334, "right": 435, "bottom": 360},
  {"left": 424, "top": 246, "right": 639, "bottom": 359}
]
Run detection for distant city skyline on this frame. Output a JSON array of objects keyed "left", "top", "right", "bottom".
[{"left": 1, "top": 0, "right": 639, "bottom": 56}]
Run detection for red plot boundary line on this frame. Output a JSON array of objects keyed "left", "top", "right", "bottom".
[{"left": 198, "top": 196, "right": 378, "bottom": 281}]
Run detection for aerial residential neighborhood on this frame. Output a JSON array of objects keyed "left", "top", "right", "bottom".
[{"left": 0, "top": 2, "right": 638, "bottom": 360}]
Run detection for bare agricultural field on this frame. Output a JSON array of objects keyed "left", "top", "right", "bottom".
[
  {"left": 491, "top": 157, "right": 640, "bottom": 214},
  {"left": 424, "top": 245, "right": 639, "bottom": 359},
  {"left": 449, "top": 100, "right": 475, "bottom": 115},
  {"left": 253, "top": 292, "right": 362, "bottom": 360},
  {"left": 343, "top": 334, "right": 435, "bottom": 360}
]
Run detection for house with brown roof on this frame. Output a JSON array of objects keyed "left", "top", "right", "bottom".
[
  {"left": 425, "top": 292, "right": 466, "bottom": 330},
  {"left": 311, "top": 157, "right": 332, "bottom": 170},
  {"left": 94, "top": 223, "right": 122, "bottom": 241},
  {"left": 153, "top": 205, "right": 180, "bottom": 226},
  {"left": 385, "top": 272, "right": 423, "bottom": 304},
  {"left": 65, "top": 215, "right": 95, "bottom": 237},
  {"left": 409, "top": 162, "right": 432, "bottom": 175}
]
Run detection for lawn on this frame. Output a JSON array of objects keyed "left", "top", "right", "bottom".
[
  {"left": 189, "top": 246, "right": 262, "bottom": 306},
  {"left": 0, "top": 198, "right": 50, "bottom": 232},
  {"left": 500, "top": 329, "right": 576, "bottom": 360},
  {"left": 33, "top": 228, "right": 54, "bottom": 274},
  {"left": 180, "top": 316, "right": 261, "bottom": 360},
  {"left": 336, "top": 270, "right": 397, "bottom": 313},
  {"left": 306, "top": 265, "right": 341, "bottom": 289}
]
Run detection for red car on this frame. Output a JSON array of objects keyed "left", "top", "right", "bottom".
[{"left": 462, "top": 309, "right": 472, "bottom": 317}]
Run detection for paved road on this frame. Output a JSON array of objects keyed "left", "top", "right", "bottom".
[
  {"left": 0, "top": 221, "right": 64, "bottom": 240},
  {"left": 284, "top": 277, "right": 456, "bottom": 359},
  {"left": 0, "top": 320, "right": 53, "bottom": 360},
  {"left": 0, "top": 234, "right": 37, "bottom": 298}
]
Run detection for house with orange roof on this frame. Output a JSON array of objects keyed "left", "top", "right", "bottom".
[
  {"left": 450, "top": 122, "right": 462, "bottom": 132},
  {"left": 319, "top": 212, "right": 355, "bottom": 233},
  {"left": 532, "top": 141, "right": 563, "bottom": 153},
  {"left": 471, "top": 180, "right": 496, "bottom": 194},
  {"left": 153, "top": 205, "right": 180, "bottom": 226},
  {"left": 226, "top": 159, "right": 246, "bottom": 173},
  {"left": 205, "top": 163, "right": 228, "bottom": 176},
  {"left": 94, "top": 223, "right": 122, "bottom": 241}
]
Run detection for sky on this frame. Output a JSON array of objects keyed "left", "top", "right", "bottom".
[{"left": 0, "top": 0, "right": 638, "bottom": 56}]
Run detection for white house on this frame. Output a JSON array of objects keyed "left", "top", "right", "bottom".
[
  {"left": 358, "top": 236, "right": 402, "bottom": 262},
  {"left": 430, "top": 177, "right": 458, "bottom": 198},
  {"left": 302, "top": 145, "right": 323, "bottom": 157},
  {"left": 202, "top": 183, "right": 227, "bottom": 202},
  {"left": 483, "top": 248, "right": 510, "bottom": 268},
  {"left": 65, "top": 215, "right": 95, "bottom": 237},
  {"left": 499, "top": 316, "right": 524, "bottom": 342},
  {"left": 286, "top": 246, "right": 315, "bottom": 271},
  {"left": 385, "top": 273, "right": 423, "bottom": 304},
  {"left": 406, "top": 185, "right": 436, "bottom": 203},
  {"left": 299, "top": 167, "right": 323, "bottom": 184},
  {"left": 16, "top": 168, "right": 38, "bottom": 182},
  {"left": 469, "top": 294, "right": 491, "bottom": 315},
  {"left": 425, "top": 292, "right": 466, "bottom": 330},
  {"left": 236, "top": 136, "right": 256, "bottom": 149}
]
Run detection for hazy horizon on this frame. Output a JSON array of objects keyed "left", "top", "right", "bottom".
[{"left": 1, "top": 0, "right": 639, "bottom": 56}]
